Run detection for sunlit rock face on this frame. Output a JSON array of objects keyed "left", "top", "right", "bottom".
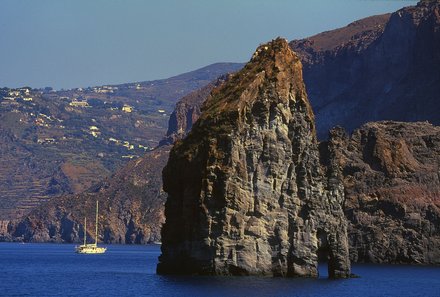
[{"left": 157, "top": 38, "right": 351, "bottom": 278}]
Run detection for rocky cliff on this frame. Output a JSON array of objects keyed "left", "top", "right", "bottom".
[
  {"left": 161, "top": 75, "right": 231, "bottom": 145},
  {"left": 157, "top": 38, "right": 351, "bottom": 278},
  {"left": 321, "top": 121, "right": 440, "bottom": 264},
  {"left": 290, "top": 0, "right": 440, "bottom": 138}
]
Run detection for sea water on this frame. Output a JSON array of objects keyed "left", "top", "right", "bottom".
[{"left": 0, "top": 243, "right": 439, "bottom": 297}]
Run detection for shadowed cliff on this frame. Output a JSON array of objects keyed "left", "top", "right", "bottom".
[{"left": 291, "top": 0, "right": 440, "bottom": 138}]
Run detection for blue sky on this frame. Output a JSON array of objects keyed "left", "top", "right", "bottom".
[{"left": 0, "top": 0, "right": 418, "bottom": 89}]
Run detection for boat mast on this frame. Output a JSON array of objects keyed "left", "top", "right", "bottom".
[
  {"left": 95, "top": 200, "right": 98, "bottom": 245},
  {"left": 84, "top": 217, "right": 87, "bottom": 245}
]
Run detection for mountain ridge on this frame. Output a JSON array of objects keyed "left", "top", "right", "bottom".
[{"left": 290, "top": 0, "right": 440, "bottom": 138}]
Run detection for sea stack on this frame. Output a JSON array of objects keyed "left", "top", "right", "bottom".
[{"left": 157, "top": 38, "right": 351, "bottom": 278}]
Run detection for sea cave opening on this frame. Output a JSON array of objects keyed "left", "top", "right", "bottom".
[
  {"left": 317, "top": 229, "right": 330, "bottom": 278},
  {"left": 317, "top": 246, "right": 330, "bottom": 278}
]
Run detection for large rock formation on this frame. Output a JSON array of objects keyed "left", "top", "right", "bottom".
[
  {"left": 321, "top": 121, "right": 440, "bottom": 264},
  {"left": 290, "top": 0, "right": 440, "bottom": 138},
  {"left": 158, "top": 38, "right": 351, "bottom": 278}
]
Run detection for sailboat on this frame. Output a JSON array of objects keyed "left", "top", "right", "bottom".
[{"left": 75, "top": 200, "right": 107, "bottom": 254}]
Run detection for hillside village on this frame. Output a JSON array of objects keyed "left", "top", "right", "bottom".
[
  {"left": 0, "top": 76, "right": 219, "bottom": 240},
  {"left": 0, "top": 86, "right": 168, "bottom": 151},
  {"left": 0, "top": 84, "right": 171, "bottom": 221}
]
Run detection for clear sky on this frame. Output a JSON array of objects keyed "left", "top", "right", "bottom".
[{"left": 0, "top": 0, "right": 418, "bottom": 89}]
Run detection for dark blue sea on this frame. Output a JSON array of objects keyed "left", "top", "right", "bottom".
[{"left": 1, "top": 243, "right": 439, "bottom": 297}]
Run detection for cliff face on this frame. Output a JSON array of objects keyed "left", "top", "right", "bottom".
[
  {"left": 158, "top": 38, "right": 351, "bottom": 278},
  {"left": 290, "top": 0, "right": 440, "bottom": 138},
  {"left": 161, "top": 75, "right": 231, "bottom": 145},
  {"left": 321, "top": 121, "right": 440, "bottom": 264}
]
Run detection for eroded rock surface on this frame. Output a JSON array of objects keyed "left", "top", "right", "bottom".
[
  {"left": 321, "top": 121, "right": 440, "bottom": 264},
  {"left": 158, "top": 38, "right": 351, "bottom": 278}
]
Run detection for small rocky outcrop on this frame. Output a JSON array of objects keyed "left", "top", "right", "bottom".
[
  {"left": 158, "top": 38, "right": 351, "bottom": 278},
  {"left": 321, "top": 121, "right": 440, "bottom": 264}
]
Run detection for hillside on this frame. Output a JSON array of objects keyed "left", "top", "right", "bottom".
[
  {"left": 7, "top": 146, "right": 171, "bottom": 244},
  {"left": 0, "top": 62, "right": 242, "bottom": 221}
]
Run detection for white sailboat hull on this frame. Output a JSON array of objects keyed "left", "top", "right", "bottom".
[{"left": 75, "top": 244, "right": 107, "bottom": 254}]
